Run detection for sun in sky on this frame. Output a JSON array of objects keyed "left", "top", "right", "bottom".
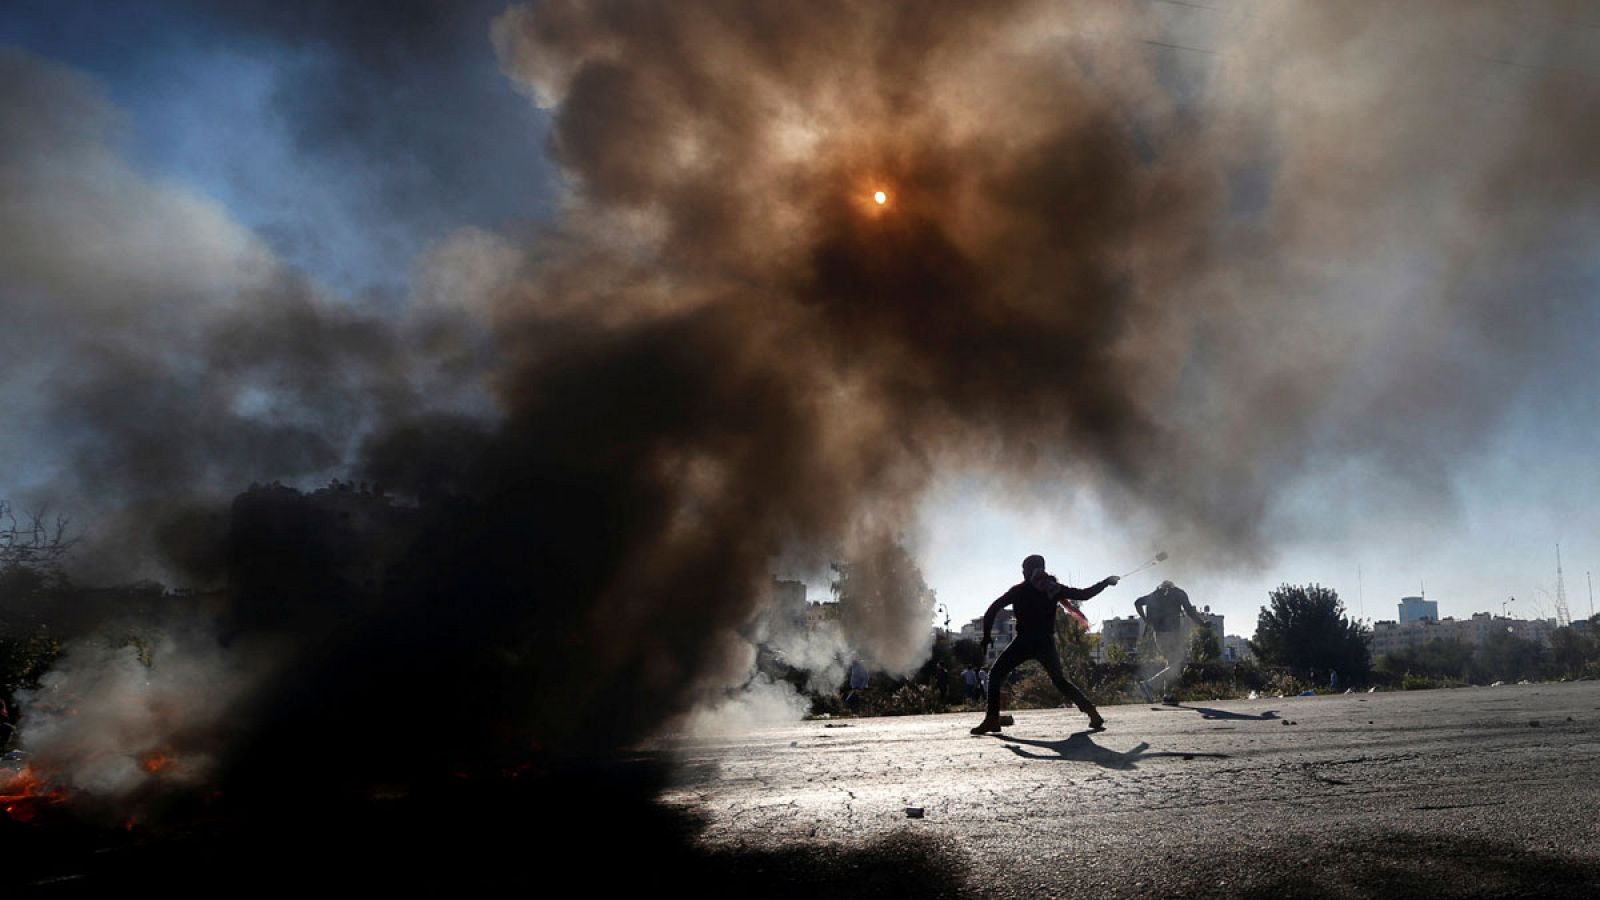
[{"left": 873, "top": 190, "right": 887, "bottom": 205}]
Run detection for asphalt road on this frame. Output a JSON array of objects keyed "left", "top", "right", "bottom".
[{"left": 653, "top": 682, "right": 1600, "bottom": 899}]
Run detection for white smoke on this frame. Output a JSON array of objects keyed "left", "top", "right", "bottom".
[
  {"left": 678, "top": 673, "right": 815, "bottom": 738},
  {"left": 678, "top": 562, "right": 938, "bottom": 736},
  {"left": 16, "top": 627, "right": 271, "bottom": 799}
]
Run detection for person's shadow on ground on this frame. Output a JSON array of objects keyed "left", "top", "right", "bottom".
[
  {"left": 994, "top": 732, "right": 1230, "bottom": 769},
  {"left": 1181, "top": 705, "right": 1279, "bottom": 721}
]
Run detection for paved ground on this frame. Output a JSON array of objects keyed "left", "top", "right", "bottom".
[
  {"left": 652, "top": 682, "right": 1600, "bottom": 898},
  {"left": 6, "top": 682, "right": 1598, "bottom": 897}
]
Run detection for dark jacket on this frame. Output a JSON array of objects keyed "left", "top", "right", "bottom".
[
  {"left": 1135, "top": 584, "right": 1206, "bottom": 632},
  {"left": 983, "top": 577, "right": 1115, "bottom": 642}
]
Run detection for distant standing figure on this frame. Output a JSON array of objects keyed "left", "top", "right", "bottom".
[
  {"left": 846, "top": 659, "right": 870, "bottom": 712},
  {"left": 1134, "top": 580, "right": 1209, "bottom": 704},
  {"left": 1329, "top": 669, "right": 1340, "bottom": 691},
  {"left": 962, "top": 665, "right": 980, "bottom": 702},
  {"left": 970, "top": 554, "right": 1120, "bottom": 735}
]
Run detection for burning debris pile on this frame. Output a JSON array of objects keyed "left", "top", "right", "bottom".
[
  {"left": 1, "top": 754, "right": 64, "bottom": 825},
  {"left": 0, "top": 629, "right": 259, "bottom": 826}
]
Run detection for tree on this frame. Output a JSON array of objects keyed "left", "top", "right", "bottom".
[
  {"left": 1189, "top": 623, "right": 1222, "bottom": 664},
  {"left": 1472, "top": 629, "right": 1547, "bottom": 683},
  {"left": 0, "top": 501, "right": 74, "bottom": 580},
  {"left": 0, "top": 501, "right": 76, "bottom": 705},
  {"left": 1053, "top": 613, "right": 1096, "bottom": 690},
  {"left": 1250, "top": 583, "right": 1371, "bottom": 683},
  {"left": 1377, "top": 638, "right": 1474, "bottom": 682},
  {"left": 1549, "top": 627, "right": 1598, "bottom": 679},
  {"left": 830, "top": 538, "right": 936, "bottom": 674},
  {"left": 952, "top": 638, "right": 986, "bottom": 669}
]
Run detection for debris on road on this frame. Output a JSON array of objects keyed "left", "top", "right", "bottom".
[{"left": 905, "top": 807, "right": 924, "bottom": 819}]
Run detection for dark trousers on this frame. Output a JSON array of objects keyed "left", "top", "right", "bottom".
[
  {"left": 1145, "top": 627, "right": 1184, "bottom": 690},
  {"left": 986, "top": 634, "right": 1096, "bottom": 718}
]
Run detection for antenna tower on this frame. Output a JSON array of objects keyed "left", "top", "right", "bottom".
[{"left": 1554, "top": 544, "right": 1572, "bottom": 628}]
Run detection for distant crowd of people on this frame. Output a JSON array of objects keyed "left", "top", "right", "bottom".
[{"left": 961, "top": 664, "right": 990, "bottom": 702}]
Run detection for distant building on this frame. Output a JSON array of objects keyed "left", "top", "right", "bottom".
[
  {"left": 1096, "top": 610, "right": 1223, "bottom": 662},
  {"left": 1398, "top": 595, "right": 1438, "bottom": 624},
  {"left": 1098, "top": 616, "right": 1143, "bottom": 661},
  {"left": 770, "top": 578, "right": 809, "bottom": 628},
  {"left": 805, "top": 600, "right": 840, "bottom": 630},
  {"left": 1370, "top": 611, "right": 1560, "bottom": 657},
  {"left": 960, "top": 610, "right": 1017, "bottom": 666},
  {"left": 1223, "top": 635, "right": 1255, "bottom": 663}
]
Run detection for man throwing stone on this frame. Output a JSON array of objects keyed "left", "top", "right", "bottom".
[
  {"left": 970, "top": 555, "right": 1120, "bottom": 735},
  {"left": 1134, "top": 580, "right": 1210, "bottom": 704}
]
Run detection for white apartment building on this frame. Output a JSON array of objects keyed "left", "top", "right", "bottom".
[{"left": 1369, "top": 611, "right": 1559, "bottom": 657}]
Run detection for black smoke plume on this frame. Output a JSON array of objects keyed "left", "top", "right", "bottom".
[{"left": 5, "top": 1, "right": 1600, "bottom": 804}]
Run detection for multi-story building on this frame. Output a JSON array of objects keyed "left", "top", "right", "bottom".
[
  {"left": 1222, "top": 635, "right": 1255, "bottom": 663},
  {"left": 804, "top": 600, "right": 840, "bottom": 631},
  {"left": 1097, "top": 616, "right": 1144, "bottom": 661},
  {"left": 1398, "top": 595, "right": 1439, "bottom": 624},
  {"left": 770, "top": 578, "right": 809, "bottom": 629},
  {"left": 1370, "top": 611, "right": 1561, "bottom": 658},
  {"left": 960, "top": 610, "right": 1017, "bottom": 665}
]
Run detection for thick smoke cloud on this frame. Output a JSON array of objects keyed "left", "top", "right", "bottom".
[
  {"left": 4, "top": 1, "right": 1600, "bottom": 803},
  {"left": 494, "top": 0, "right": 1600, "bottom": 559},
  {"left": 0, "top": 48, "right": 498, "bottom": 584}
]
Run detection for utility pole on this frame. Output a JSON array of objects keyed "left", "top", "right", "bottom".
[{"left": 1357, "top": 564, "right": 1365, "bottom": 620}]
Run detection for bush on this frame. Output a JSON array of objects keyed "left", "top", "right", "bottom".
[
  {"left": 0, "top": 628, "right": 63, "bottom": 699},
  {"left": 870, "top": 683, "right": 947, "bottom": 717},
  {"left": 1400, "top": 671, "right": 1465, "bottom": 691}
]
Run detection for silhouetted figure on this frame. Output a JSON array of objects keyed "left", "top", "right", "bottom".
[
  {"left": 845, "top": 658, "right": 870, "bottom": 712},
  {"left": 1134, "top": 580, "right": 1208, "bottom": 703},
  {"left": 971, "top": 554, "right": 1119, "bottom": 735}
]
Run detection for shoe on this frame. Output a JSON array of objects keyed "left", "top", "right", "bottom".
[
  {"left": 1087, "top": 714, "right": 1107, "bottom": 732},
  {"left": 970, "top": 717, "right": 1004, "bottom": 735},
  {"left": 1161, "top": 694, "right": 1179, "bottom": 705}
]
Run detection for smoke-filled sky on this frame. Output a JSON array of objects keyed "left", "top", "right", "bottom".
[{"left": 4, "top": 0, "right": 1600, "bottom": 652}]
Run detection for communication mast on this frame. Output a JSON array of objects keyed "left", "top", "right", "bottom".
[{"left": 1554, "top": 544, "right": 1572, "bottom": 628}]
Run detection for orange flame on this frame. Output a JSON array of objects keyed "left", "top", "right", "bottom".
[
  {"left": 0, "top": 767, "right": 66, "bottom": 824},
  {"left": 142, "top": 753, "right": 172, "bottom": 774}
]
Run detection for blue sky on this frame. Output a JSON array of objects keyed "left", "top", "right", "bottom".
[{"left": 2, "top": 0, "right": 552, "bottom": 297}]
